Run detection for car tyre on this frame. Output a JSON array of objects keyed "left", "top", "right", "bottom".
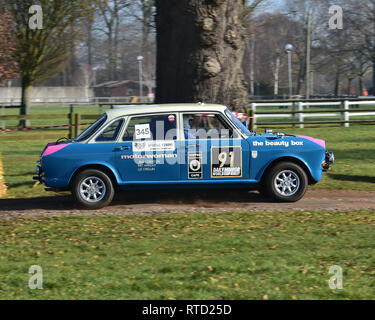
[
  {"left": 263, "top": 162, "right": 308, "bottom": 202},
  {"left": 71, "top": 169, "right": 115, "bottom": 209}
]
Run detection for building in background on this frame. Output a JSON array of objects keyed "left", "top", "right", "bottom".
[{"left": 92, "top": 80, "right": 152, "bottom": 97}]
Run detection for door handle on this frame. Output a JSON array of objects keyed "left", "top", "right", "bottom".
[{"left": 116, "top": 146, "right": 130, "bottom": 151}]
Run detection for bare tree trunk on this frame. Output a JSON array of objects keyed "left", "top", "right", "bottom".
[
  {"left": 296, "top": 53, "right": 306, "bottom": 95},
  {"left": 296, "top": 63, "right": 304, "bottom": 95},
  {"left": 63, "top": 69, "right": 67, "bottom": 87},
  {"left": 359, "top": 76, "right": 364, "bottom": 94},
  {"left": 155, "top": 0, "right": 249, "bottom": 112},
  {"left": 87, "top": 16, "right": 94, "bottom": 66},
  {"left": 107, "top": 25, "right": 115, "bottom": 81},
  {"left": 114, "top": 21, "right": 119, "bottom": 80},
  {"left": 67, "top": 24, "right": 76, "bottom": 85},
  {"left": 296, "top": 76, "right": 303, "bottom": 95},
  {"left": 19, "top": 77, "right": 31, "bottom": 128},
  {"left": 274, "top": 53, "right": 280, "bottom": 96},
  {"left": 249, "top": 32, "right": 255, "bottom": 97},
  {"left": 334, "top": 70, "right": 340, "bottom": 96},
  {"left": 141, "top": 0, "right": 154, "bottom": 54}
]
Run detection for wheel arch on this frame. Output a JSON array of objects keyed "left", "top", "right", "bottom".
[
  {"left": 69, "top": 164, "right": 119, "bottom": 189},
  {"left": 260, "top": 156, "right": 316, "bottom": 185}
]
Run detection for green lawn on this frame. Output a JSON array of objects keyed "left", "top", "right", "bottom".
[
  {"left": 291, "top": 125, "right": 375, "bottom": 190},
  {"left": 0, "top": 105, "right": 103, "bottom": 198},
  {"left": 1, "top": 123, "right": 375, "bottom": 198},
  {"left": 0, "top": 210, "right": 373, "bottom": 299},
  {"left": 0, "top": 129, "right": 72, "bottom": 198}
]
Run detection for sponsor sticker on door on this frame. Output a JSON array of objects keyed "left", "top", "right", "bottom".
[
  {"left": 132, "top": 140, "right": 176, "bottom": 152},
  {"left": 188, "top": 152, "right": 202, "bottom": 179}
]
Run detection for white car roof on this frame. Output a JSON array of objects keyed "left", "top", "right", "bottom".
[{"left": 105, "top": 103, "right": 228, "bottom": 121}]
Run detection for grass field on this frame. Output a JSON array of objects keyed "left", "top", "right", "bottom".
[
  {"left": 0, "top": 210, "right": 373, "bottom": 299},
  {"left": 0, "top": 121, "right": 375, "bottom": 198},
  {"left": 0, "top": 106, "right": 374, "bottom": 300}
]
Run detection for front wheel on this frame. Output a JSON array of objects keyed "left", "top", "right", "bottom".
[
  {"left": 262, "top": 162, "right": 308, "bottom": 202},
  {"left": 71, "top": 169, "right": 115, "bottom": 209}
]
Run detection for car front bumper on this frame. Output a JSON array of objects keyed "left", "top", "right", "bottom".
[
  {"left": 323, "top": 151, "right": 334, "bottom": 172},
  {"left": 33, "top": 161, "right": 45, "bottom": 184}
]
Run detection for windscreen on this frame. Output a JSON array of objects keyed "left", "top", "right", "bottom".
[
  {"left": 225, "top": 109, "right": 252, "bottom": 136},
  {"left": 75, "top": 115, "right": 107, "bottom": 142}
]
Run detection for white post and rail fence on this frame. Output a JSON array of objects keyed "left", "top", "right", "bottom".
[
  {"left": 1, "top": 99, "right": 375, "bottom": 137},
  {"left": 247, "top": 99, "right": 375, "bottom": 131}
]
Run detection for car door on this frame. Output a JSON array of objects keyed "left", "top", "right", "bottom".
[
  {"left": 114, "top": 113, "right": 182, "bottom": 183},
  {"left": 181, "top": 112, "right": 250, "bottom": 182}
]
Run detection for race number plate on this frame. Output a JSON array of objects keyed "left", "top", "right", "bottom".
[{"left": 211, "top": 147, "right": 242, "bottom": 178}]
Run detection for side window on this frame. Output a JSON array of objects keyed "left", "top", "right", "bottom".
[
  {"left": 123, "top": 114, "right": 177, "bottom": 141},
  {"left": 183, "top": 113, "right": 238, "bottom": 139},
  {"left": 96, "top": 119, "right": 124, "bottom": 142}
]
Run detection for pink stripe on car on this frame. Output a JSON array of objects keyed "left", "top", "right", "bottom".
[
  {"left": 42, "top": 143, "right": 70, "bottom": 157},
  {"left": 296, "top": 135, "right": 325, "bottom": 149}
]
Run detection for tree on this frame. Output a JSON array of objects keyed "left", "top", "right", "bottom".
[
  {"left": 128, "top": 0, "right": 155, "bottom": 54},
  {"left": 97, "top": 0, "right": 131, "bottom": 81},
  {"left": 0, "top": 10, "right": 19, "bottom": 84},
  {"left": 284, "top": 0, "right": 328, "bottom": 95},
  {"left": 155, "top": 0, "right": 263, "bottom": 112},
  {"left": 244, "top": 13, "right": 300, "bottom": 97},
  {"left": 322, "top": 29, "right": 349, "bottom": 96},
  {"left": 5, "top": 0, "right": 92, "bottom": 126},
  {"left": 318, "top": 0, "right": 374, "bottom": 95},
  {"left": 344, "top": 0, "right": 375, "bottom": 92}
]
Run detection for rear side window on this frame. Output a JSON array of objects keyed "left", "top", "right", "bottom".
[
  {"left": 123, "top": 114, "right": 177, "bottom": 141},
  {"left": 96, "top": 119, "right": 124, "bottom": 142}
]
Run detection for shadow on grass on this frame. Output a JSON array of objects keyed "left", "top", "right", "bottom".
[
  {"left": 332, "top": 149, "right": 375, "bottom": 161},
  {"left": 0, "top": 189, "right": 267, "bottom": 212},
  {"left": 4, "top": 172, "right": 35, "bottom": 177},
  {"left": 6, "top": 181, "right": 36, "bottom": 188},
  {"left": 329, "top": 173, "right": 375, "bottom": 183}
]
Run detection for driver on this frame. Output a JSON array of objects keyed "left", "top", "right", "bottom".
[{"left": 184, "top": 115, "right": 196, "bottom": 139}]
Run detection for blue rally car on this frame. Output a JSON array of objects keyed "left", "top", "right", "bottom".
[{"left": 34, "top": 104, "right": 334, "bottom": 209}]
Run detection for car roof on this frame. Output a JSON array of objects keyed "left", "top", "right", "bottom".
[{"left": 105, "top": 103, "right": 228, "bottom": 121}]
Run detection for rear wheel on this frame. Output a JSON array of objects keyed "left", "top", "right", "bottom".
[
  {"left": 262, "top": 162, "right": 308, "bottom": 202},
  {"left": 71, "top": 169, "right": 115, "bottom": 209}
]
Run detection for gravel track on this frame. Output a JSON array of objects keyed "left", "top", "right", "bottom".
[{"left": 0, "top": 189, "right": 374, "bottom": 219}]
